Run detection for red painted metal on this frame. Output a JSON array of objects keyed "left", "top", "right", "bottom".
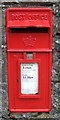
[{"left": 6, "top": 8, "right": 52, "bottom": 112}]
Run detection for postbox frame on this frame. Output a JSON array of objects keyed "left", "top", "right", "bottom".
[{"left": 18, "top": 58, "right": 41, "bottom": 98}]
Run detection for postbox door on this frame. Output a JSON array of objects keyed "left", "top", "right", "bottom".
[{"left": 8, "top": 52, "right": 51, "bottom": 112}]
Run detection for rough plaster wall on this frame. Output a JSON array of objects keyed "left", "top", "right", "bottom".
[
  {"left": 0, "top": 0, "right": 60, "bottom": 119},
  {"left": 0, "top": 6, "right": 2, "bottom": 120}
]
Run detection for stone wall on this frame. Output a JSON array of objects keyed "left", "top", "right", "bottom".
[{"left": 0, "top": 0, "right": 60, "bottom": 119}]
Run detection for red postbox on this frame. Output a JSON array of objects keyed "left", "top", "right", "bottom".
[{"left": 6, "top": 8, "right": 52, "bottom": 112}]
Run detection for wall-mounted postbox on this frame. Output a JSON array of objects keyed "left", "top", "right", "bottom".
[{"left": 6, "top": 8, "right": 52, "bottom": 112}]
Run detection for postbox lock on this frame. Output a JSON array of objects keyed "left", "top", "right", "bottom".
[{"left": 17, "top": 79, "right": 18, "bottom": 83}]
